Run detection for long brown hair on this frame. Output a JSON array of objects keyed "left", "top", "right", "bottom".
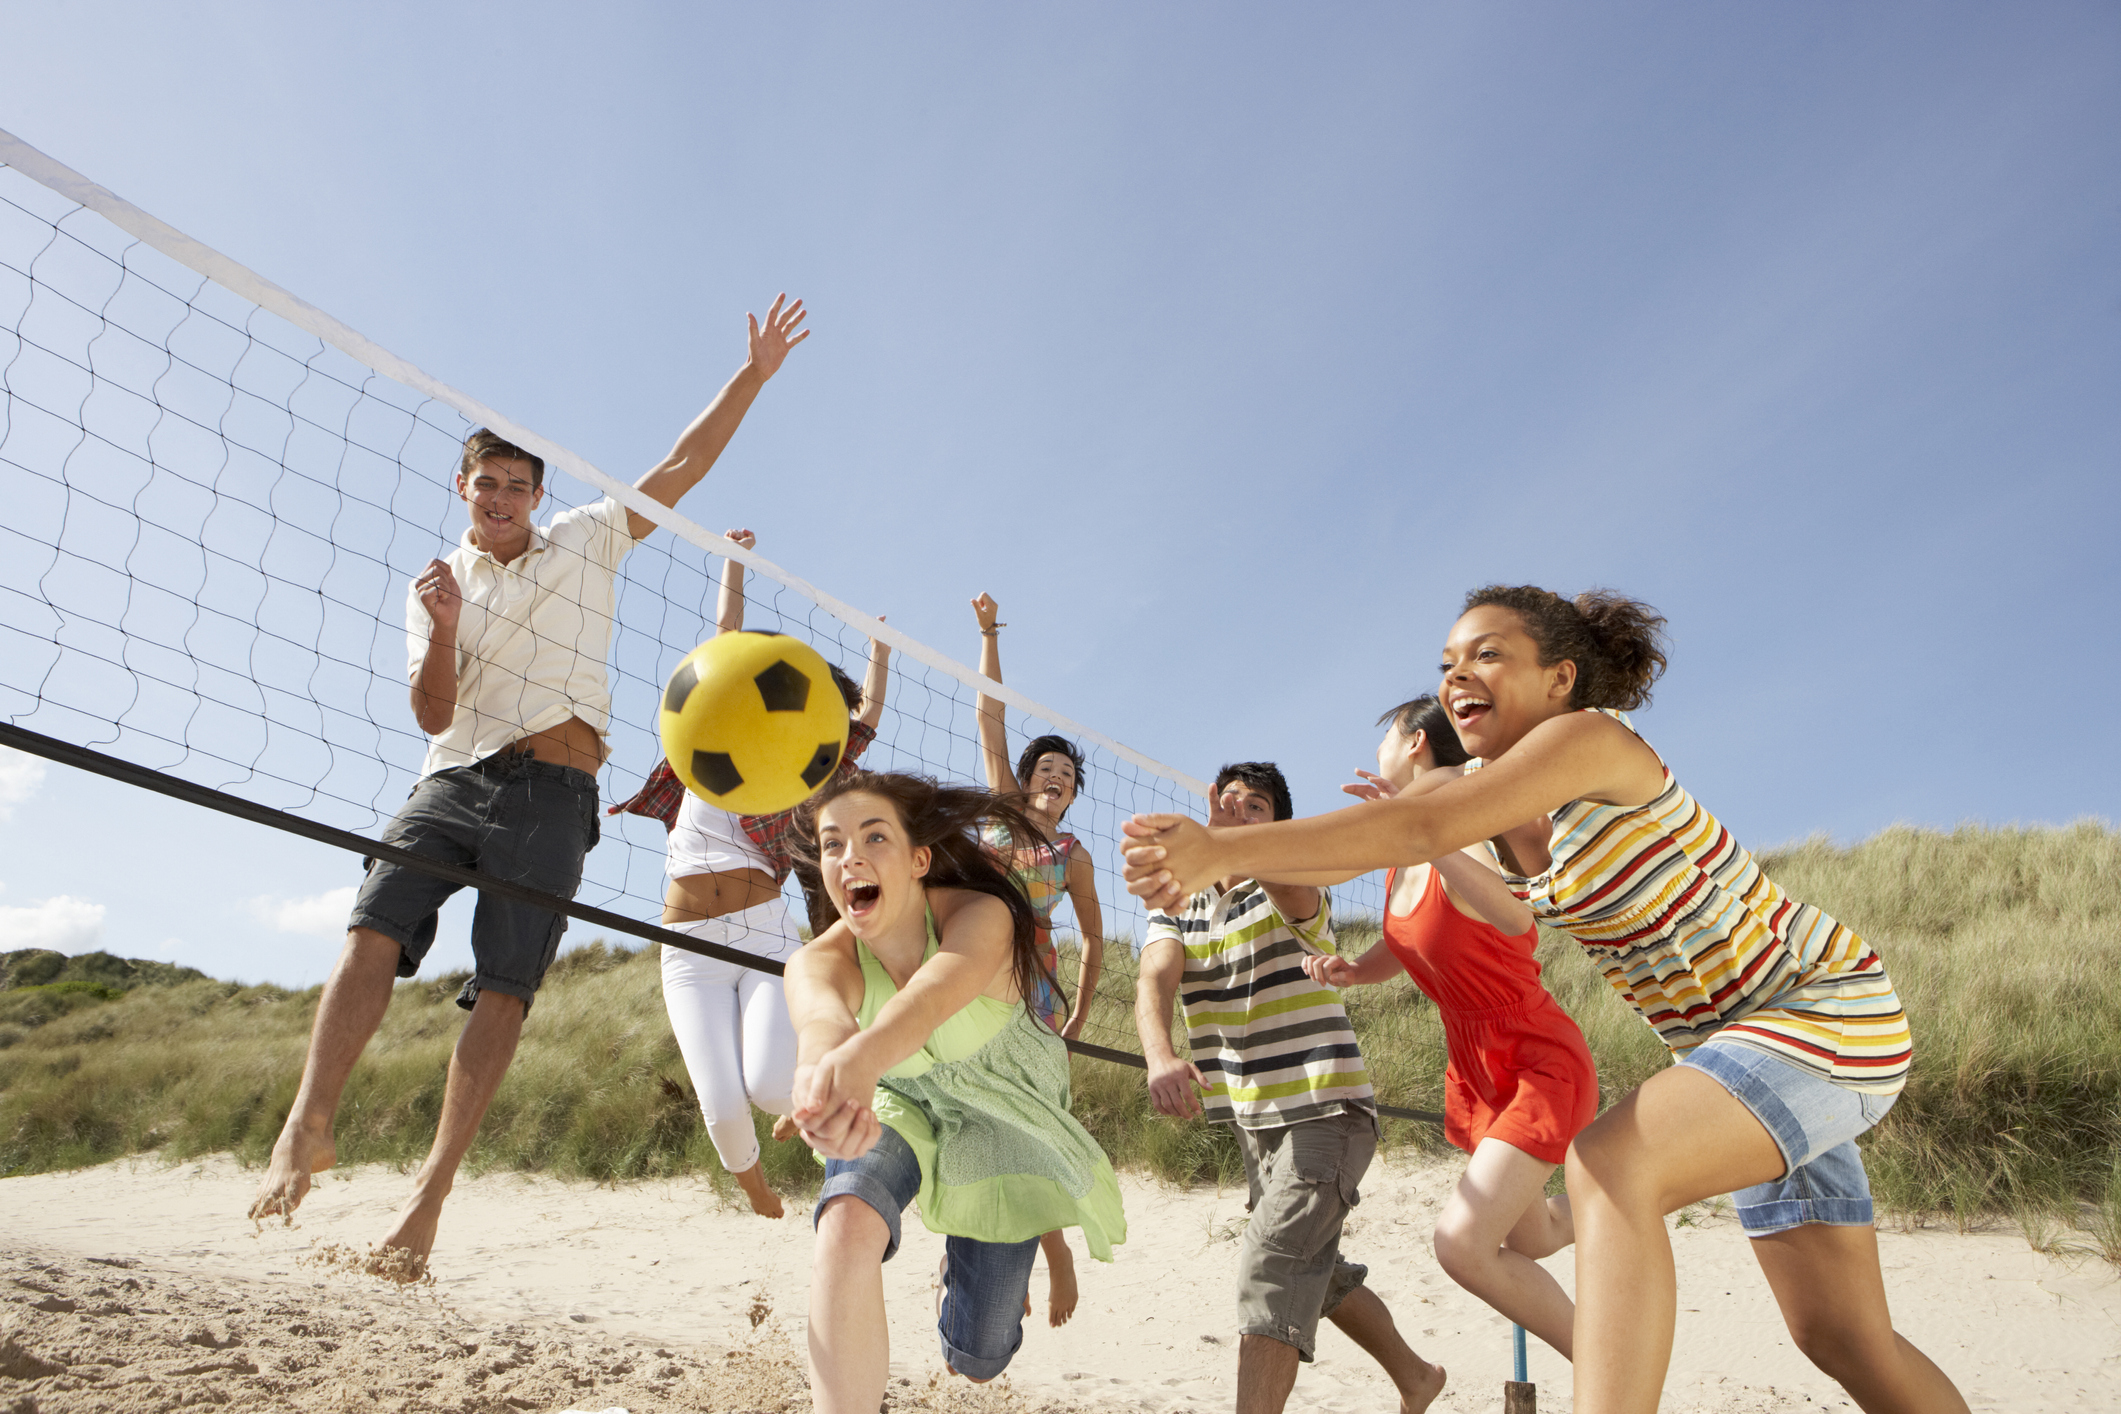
[{"left": 792, "top": 771, "right": 1056, "bottom": 1017}]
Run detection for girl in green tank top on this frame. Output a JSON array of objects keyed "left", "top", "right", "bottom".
[{"left": 784, "top": 771, "right": 1124, "bottom": 1414}]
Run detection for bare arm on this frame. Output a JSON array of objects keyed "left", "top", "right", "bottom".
[
  {"left": 1262, "top": 881, "right": 1322, "bottom": 925},
  {"left": 859, "top": 621, "right": 890, "bottom": 730},
  {"left": 625, "top": 296, "right": 808, "bottom": 541},
  {"left": 1134, "top": 935, "right": 1209, "bottom": 1118},
  {"left": 1124, "top": 711, "right": 1663, "bottom": 912},
  {"left": 784, "top": 931, "right": 879, "bottom": 1157},
  {"left": 1430, "top": 846, "right": 1538, "bottom": 934},
  {"left": 407, "top": 559, "right": 461, "bottom": 735},
  {"left": 713, "top": 528, "right": 754, "bottom": 635},
  {"left": 970, "top": 592, "right": 1016, "bottom": 792},
  {"left": 1058, "top": 850, "right": 1104, "bottom": 1041},
  {"left": 790, "top": 891, "right": 1015, "bottom": 1155},
  {"left": 1299, "top": 939, "right": 1403, "bottom": 990}
]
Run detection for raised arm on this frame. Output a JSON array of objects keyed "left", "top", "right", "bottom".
[
  {"left": 713, "top": 528, "right": 754, "bottom": 636},
  {"left": 1124, "top": 711, "right": 1664, "bottom": 912},
  {"left": 625, "top": 295, "right": 809, "bottom": 541},
  {"left": 1058, "top": 850, "right": 1104, "bottom": 1041},
  {"left": 859, "top": 619, "right": 891, "bottom": 730},
  {"left": 1134, "top": 934, "right": 1208, "bottom": 1118},
  {"left": 970, "top": 592, "right": 1017, "bottom": 793}
]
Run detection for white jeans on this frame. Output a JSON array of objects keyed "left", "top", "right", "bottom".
[{"left": 660, "top": 898, "right": 802, "bottom": 1174}]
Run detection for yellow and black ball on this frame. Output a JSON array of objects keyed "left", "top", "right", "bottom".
[{"left": 659, "top": 632, "right": 849, "bottom": 815}]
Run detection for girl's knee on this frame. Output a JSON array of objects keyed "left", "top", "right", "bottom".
[
  {"left": 815, "top": 1195, "right": 890, "bottom": 1256},
  {"left": 1431, "top": 1213, "right": 1488, "bottom": 1284}
]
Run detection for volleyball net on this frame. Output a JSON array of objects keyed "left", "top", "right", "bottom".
[{"left": 0, "top": 128, "right": 1422, "bottom": 1110}]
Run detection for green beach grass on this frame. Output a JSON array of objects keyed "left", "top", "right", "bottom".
[{"left": 2, "top": 822, "right": 2115, "bottom": 1257}]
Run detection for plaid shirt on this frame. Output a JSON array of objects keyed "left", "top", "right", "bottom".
[{"left": 608, "top": 720, "right": 877, "bottom": 884}]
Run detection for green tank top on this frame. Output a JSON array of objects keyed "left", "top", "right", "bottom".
[{"left": 849, "top": 909, "right": 1126, "bottom": 1258}]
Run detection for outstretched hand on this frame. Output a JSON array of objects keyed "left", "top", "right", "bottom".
[
  {"left": 747, "top": 295, "right": 809, "bottom": 382},
  {"left": 1121, "top": 814, "right": 1220, "bottom": 913},
  {"left": 970, "top": 592, "right": 1004, "bottom": 633},
  {"left": 1341, "top": 769, "right": 1401, "bottom": 803}
]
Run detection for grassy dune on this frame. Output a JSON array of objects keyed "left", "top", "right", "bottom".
[{"left": 2, "top": 823, "right": 2116, "bottom": 1255}]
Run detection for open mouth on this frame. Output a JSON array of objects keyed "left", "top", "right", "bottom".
[
  {"left": 844, "top": 880, "right": 881, "bottom": 913},
  {"left": 1451, "top": 694, "right": 1493, "bottom": 729}
]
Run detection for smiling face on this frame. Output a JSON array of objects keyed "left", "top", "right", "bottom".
[
  {"left": 816, "top": 790, "right": 931, "bottom": 940},
  {"left": 1023, "top": 751, "right": 1079, "bottom": 819},
  {"left": 1437, "top": 605, "right": 1579, "bottom": 759},
  {"left": 456, "top": 455, "right": 543, "bottom": 558}
]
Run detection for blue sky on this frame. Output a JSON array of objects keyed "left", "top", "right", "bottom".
[{"left": 1, "top": 3, "right": 2115, "bottom": 987}]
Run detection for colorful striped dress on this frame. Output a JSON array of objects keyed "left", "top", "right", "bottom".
[{"left": 1466, "top": 709, "right": 1910, "bottom": 1095}]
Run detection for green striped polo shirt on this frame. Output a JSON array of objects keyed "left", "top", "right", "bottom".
[{"left": 1145, "top": 882, "right": 1374, "bottom": 1130}]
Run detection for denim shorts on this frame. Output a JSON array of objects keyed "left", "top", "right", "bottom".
[
  {"left": 1680, "top": 1039, "right": 1898, "bottom": 1236},
  {"left": 348, "top": 750, "right": 600, "bottom": 1012},
  {"left": 1234, "top": 1108, "right": 1376, "bottom": 1361},
  {"left": 813, "top": 1125, "right": 1040, "bottom": 1382}
]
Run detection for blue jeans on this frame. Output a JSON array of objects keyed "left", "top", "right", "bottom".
[
  {"left": 813, "top": 1126, "right": 1040, "bottom": 1381},
  {"left": 1680, "top": 1039, "right": 1898, "bottom": 1236}
]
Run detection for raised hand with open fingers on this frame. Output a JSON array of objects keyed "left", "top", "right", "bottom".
[{"left": 747, "top": 294, "right": 810, "bottom": 382}]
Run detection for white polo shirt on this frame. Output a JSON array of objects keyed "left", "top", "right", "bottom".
[{"left": 407, "top": 495, "right": 635, "bottom": 778}]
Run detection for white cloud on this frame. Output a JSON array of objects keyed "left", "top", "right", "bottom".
[
  {"left": 0, "top": 895, "right": 107, "bottom": 954},
  {"left": 248, "top": 887, "right": 358, "bottom": 937},
  {"left": 0, "top": 748, "right": 45, "bottom": 824}
]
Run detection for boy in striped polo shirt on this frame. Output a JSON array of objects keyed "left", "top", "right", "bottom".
[{"left": 1136, "top": 762, "right": 1445, "bottom": 1414}]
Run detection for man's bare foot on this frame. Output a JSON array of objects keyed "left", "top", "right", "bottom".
[
  {"left": 770, "top": 1114, "right": 798, "bottom": 1143},
  {"left": 247, "top": 1116, "right": 336, "bottom": 1224},
  {"left": 1040, "top": 1230, "right": 1078, "bottom": 1327},
  {"left": 732, "top": 1161, "right": 785, "bottom": 1219},
  {"left": 374, "top": 1184, "right": 446, "bottom": 1276},
  {"left": 1402, "top": 1360, "right": 1447, "bottom": 1414}
]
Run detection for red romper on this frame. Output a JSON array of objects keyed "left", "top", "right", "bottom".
[{"left": 1382, "top": 864, "right": 1598, "bottom": 1164}]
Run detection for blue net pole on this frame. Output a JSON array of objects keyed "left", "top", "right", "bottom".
[{"left": 1513, "top": 1322, "right": 1528, "bottom": 1382}]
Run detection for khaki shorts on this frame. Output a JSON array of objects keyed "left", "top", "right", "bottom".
[{"left": 1234, "top": 1108, "right": 1377, "bottom": 1360}]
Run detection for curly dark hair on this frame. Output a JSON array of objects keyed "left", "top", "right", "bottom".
[
  {"left": 790, "top": 771, "right": 1056, "bottom": 1017},
  {"left": 1376, "top": 694, "right": 1471, "bottom": 768},
  {"left": 1462, "top": 585, "right": 1669, "bottom": 711}
]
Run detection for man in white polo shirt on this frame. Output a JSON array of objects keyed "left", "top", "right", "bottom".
[{"left": 248, "top": 296, "right": 809, "bottom": 1269}]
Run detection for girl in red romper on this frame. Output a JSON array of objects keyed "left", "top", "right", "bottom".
[{"left": 1303, "top": 693, "right": 1597, "bottom": 1362}]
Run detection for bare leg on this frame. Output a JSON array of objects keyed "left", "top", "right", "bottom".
[
  {"left": 732, "top": 1161, "right": 785, "bottom": 1219},
  {"left": 1753, "top": 1223, "right": 1970, "bottom": 1413},
  {"left": 1565, "top": 1065, "right": 1789, "bottom": 1413},
  {"left": 374, "top": 988, "right": 525, "bottom": 1269},
  {"left": 1235, "top": 1335, "right": 1301, "bottom": 1414},
  {"left": 809, "top": 1196, "right": 891, "bottom": 1414},
  {"left": 1432, "top": 1138, "right": 1576, "bottom": 1357},
  {"left": 248, "top": 927, "right": 401, "bottom": 1221},
  {"left": 1040, "top": 1229, "right": 1078, "bottom": 1326},
  {"left": 1325, "top": 1285, "right": 1447, "bottom": 1413}
]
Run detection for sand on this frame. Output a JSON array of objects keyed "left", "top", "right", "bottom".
[{"left": 1, "top": 1151, "right": 2116, "bottom": 1412}]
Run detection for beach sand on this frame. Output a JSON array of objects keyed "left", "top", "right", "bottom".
[{"left": 1, "top": 1151, "right": 2115, "bottom": 1411}]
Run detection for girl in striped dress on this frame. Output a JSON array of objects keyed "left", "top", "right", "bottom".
[{"left": 1120, "top": 586, "right": 1967, "bottom": 1414}]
